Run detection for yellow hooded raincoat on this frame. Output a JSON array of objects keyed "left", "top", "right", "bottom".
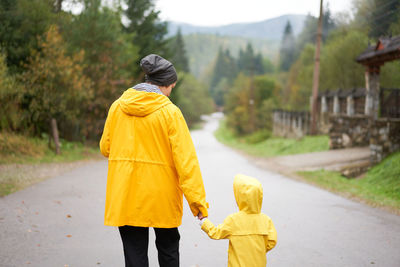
[
  {"left": 201, "top": 174, "right": 277, "bottom": 267},
  {"left": 100, "top": 88, "right": 208, "bottom": 228}
]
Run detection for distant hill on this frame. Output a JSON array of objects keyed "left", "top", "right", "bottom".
[
  {"left": 167, "top": 14, "right": 307, "bottom": 78},
  {"left": 183, "top": 34, "right": 280, "bottom": 78},
  {"left": 167, "top": 14, "right": 307, "bottom": 41}
]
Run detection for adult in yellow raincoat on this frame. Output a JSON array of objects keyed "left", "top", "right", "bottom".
[
  {"left": 200, "top": 174, "right": 277, "bottom": 267},
  {"left": 100, "top": 54, "right": 208, "bottom": 267}
]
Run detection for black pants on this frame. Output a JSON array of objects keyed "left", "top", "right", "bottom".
[{"left": 118, "top": 226, "right": 180, "bottom": 267}]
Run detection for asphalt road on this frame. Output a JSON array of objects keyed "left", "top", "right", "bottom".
[{"left": 1, "top": 113, "right": 400, "bottom": 267}]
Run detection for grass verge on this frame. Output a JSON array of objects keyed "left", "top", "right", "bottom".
[
  {"left": 0, "top": 132, "right": 101, "bottom": 196},
  {"left": 214, "top": 119, "right": 329, "bottom": 157},
  {"left": 0, "top": 133, "right": 100, "bottom": 164},
  {"left": 298, "top": 152, "right": 400, "bottom": 211}
]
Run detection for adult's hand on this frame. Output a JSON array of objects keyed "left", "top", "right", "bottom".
[{"left": 197, "top": 212, "right": 206, "bottom": 220}]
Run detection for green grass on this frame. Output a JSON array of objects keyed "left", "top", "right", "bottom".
[
  {"left": 0, "top": 182, "right": 15, "bottom": 196},
  {"left": 298, "top": 152, "right": 400, "bottom": 210},
  {"left": 189, "top": 121, "right": 206, "bottom": 131},
  {"left": 0, "top": 132, "right": 99, "bottom": 164},
  {"left": 214, "top": 120, "right": 329, "bottom": 157}
]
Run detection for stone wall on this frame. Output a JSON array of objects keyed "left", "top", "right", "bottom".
[
  {"left": 272, "top": 87, "right": 400, "bottom": 164},
  {"left": 370, "top": 118, "right": 400, "bottom": 163},
  {"left": 272, "top": 110, "right": 310, "bottom": 138},
  {"left": 329, "top": 115, "right": 370, "bottom": 149}
]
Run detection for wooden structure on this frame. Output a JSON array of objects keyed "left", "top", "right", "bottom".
[{"left": 356, "top": 35, "right": 400, "bottom": 119}]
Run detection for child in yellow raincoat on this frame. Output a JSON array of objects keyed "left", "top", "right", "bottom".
[{"left": 200, "top": 174, "right": 277, "bottom": 267}]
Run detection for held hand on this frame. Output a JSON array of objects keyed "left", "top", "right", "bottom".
[{"left": 197, "top": 212, "right": 207, "bottom": 220}]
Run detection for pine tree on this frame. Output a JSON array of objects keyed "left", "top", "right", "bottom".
[
  {"left": 279, "top": 21, "right": 296, "bottom": 71},
  {"left": 210, "top": 48, "right": 237, "bottom": 90},
  {"left": 237, "top": 43, "right": 264, "bottom": 75},
  {"left": 238, "top": 43, "right": 254, "bottom": 75},
  {"left": 170, "top": 28, "right": 190, "bottom": 72},
  {"left": 124, "top": 0, "right": 169, "bottom": 67},
  {"left": 209, "top": 48, "right": 237, "bottom": 106}
]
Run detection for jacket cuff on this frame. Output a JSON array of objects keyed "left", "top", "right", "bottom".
[
  {"left": 200, "top": 218, "right": 212, "bottom": 233},
  {"left": 198, "top": 204, "right": 209, "bottom": 217},
  {"left": 190, "top": 201, "right": 209, "bottom": 217}
]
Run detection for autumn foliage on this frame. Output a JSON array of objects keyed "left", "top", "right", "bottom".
[{"left": 22, "top": 25, "right": 92, "bottom": 146}]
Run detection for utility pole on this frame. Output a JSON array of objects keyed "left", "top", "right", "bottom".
[{"left": 311, "top": 0, "right": 323, "bottom": 135}]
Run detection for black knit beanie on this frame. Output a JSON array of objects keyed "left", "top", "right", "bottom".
[{"left": 140, "top": 54, "right": 178, "bottom": 86}]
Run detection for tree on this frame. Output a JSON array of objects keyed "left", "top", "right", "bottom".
[
  {"left": 369, "top": 0, "right": 400, "bottom": 38},
  {"left": 169, "top": 28, "right": 190, "bottom": 72},
  {"left": 254, "top": 53, "right": 265, "bottom": 74},
  {"left": 279, "top": 21, "right": 296, "bottom": 71},
  {"left": 285, "top": 44, "right": 316, "bottom": 110},
  {"left": 66, "top": 0, "right": 139, "bottom": 139},
  {"left": 263, "top": 58, "right": 275, "bottom": 73},
  {"left": 124, "top": 0, "right": 169, "bottom": 68},
  {"left": 224, "top": 74, "right": 252, "bottom": 135},
  {"left": 0, "top": 50, "right": 22, "bottom": 131},
  {"left": 390, "top": 12, "right": 400, "bottom": 35},
  {"left": 237, "top": 43, "right": 264, "bottom": 75},
  {"left": 295, "top": 6, "right": 336, "bottom": 60},
  {"left": 284, "top": 30, "right": 369, "bottom": 111},
  {"left": 22, "top": 25, "right": 92, "bottom": 153},
  {"left": 0, "top": 0, "right": 55, "bottom": 73},
  {"left": 224, "top": 74, "right": 277, "bottom": 135},
  {"left": 320, "top": 30, "right": 368, "bottom": 90},
  {"left": 209, "top": 47, "right": 237, "bottom": 104},
  {"left": 213, "top": 78, "right": 230, "bottom": 106},
  {"left": 173, "top": 72, "right": 214, "bottom": 127}
]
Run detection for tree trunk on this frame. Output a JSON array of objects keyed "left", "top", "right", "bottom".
[
  {"left": 51, "top": 118, "right": 61, "bottom": 155},
  {"left": 55, "top": 0, "right": 63, "bottom": 13}
]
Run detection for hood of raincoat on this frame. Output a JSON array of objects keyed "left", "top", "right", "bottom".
[
  {"left": 233, "top": 174, "right": 263, "bottom": 214},
  {"left": 118, "top": 87, "right": 171, "bottom": 117}
]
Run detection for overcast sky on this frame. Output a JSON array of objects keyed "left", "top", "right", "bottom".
[{"left": 154, "top": 0, "right": 352, "bottom": 26}]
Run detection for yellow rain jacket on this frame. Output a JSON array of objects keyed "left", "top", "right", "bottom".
[
  {"left": 100, "top": 88, "right": 208, "bottom": 228},
  {"left": 201, "top": 174, "right": 277, "bottom": 267}
]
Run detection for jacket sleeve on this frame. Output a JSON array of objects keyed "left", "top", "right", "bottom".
[
  {"left": 99, "top": 103, "right": 115, "bottom": 157},
  {"left": 265, "top": 218, "right": 277, "bottom": 252},
  {"left": 201, "top": 217, "right": 232, "bottom": 240},
  {"left": 168, "top": 107, "right": 209, "bottom": 217}
]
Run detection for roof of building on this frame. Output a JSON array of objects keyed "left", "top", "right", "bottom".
[{"left": 356, "top": 35, "right": 400, "bottom": 65}]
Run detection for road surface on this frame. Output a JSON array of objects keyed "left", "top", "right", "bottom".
[{"left": 1, "top": 114, "right": 400, "bottom": 267}]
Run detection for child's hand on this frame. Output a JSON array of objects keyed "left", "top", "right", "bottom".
[
  {"left": 199, "top": 217, "right": 206, "bottom": 226},
  {"left": 197, "top": 212, "right": 207, "bottom": 226}
]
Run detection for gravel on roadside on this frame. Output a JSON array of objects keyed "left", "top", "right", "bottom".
[{"left": 0, "top": 159, "right": 102, "bottom": 196}]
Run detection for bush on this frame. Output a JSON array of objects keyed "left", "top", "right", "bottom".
[
  {"left": 0, "top": 132, "right": 46, "bottom": 161},
  {"left": 244, "top": 130, "right": 272, "bottom": 144}
]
